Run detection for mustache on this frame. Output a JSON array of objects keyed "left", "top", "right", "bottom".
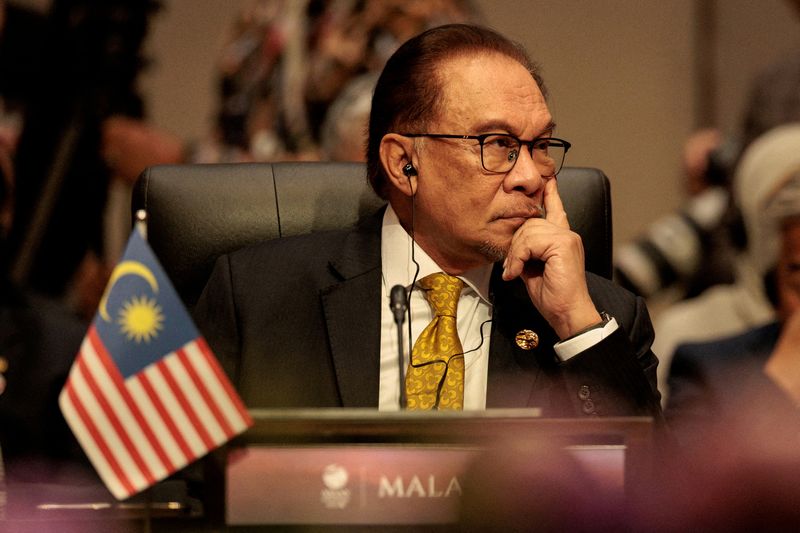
[{"left": 491, "top": 203, "right": 545, "bottom": 221}]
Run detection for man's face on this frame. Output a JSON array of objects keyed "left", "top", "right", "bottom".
[
  {"left": 777, "top": 218, "right": 800, "bottom": 321},
  {"left": 410, "top": 52, "right": 554, "bottom": 273}
]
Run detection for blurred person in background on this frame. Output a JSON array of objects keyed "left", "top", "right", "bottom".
[
  {"left": 0, "top": 0, "right": 163, "bottom": 322},
  {"left": 102, "top": 0, "right": 480, "bottom": 180},
  {"left": 615, "top": 0, "right": 800, "bottom": 311},
  {"left": 613, "top": 130, "right": 742, "bottom": 405},
  {"left": 631, "top": 128, "right": 800, "bottom": 532},
  {"left": 648, "top": 126, "right": 785, "bottom": 404},
  {"left": 665, "top": 124, "right": 800, "bottom": 449},
  {"left": 318, "top": 71, "right": 379, "bottom": 162},
  {"left": 0, "top": 135, "right": 88, "bottom": 483},
  {"left": 614, "top": 128, "right": 739, "bottom": 303},
  {"left": 619, "top": 0, "right": 800, "bottom": 404},
  {"left": 200, "top": 0, "right": 479, "bottom": 164}
]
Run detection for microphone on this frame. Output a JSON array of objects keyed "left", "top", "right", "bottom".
[
  {"left": 390, "top": 284, "right": 407, "bottom": 324},
  {"left": 390, "top": 284, "right": 408, "bottom": 408}
]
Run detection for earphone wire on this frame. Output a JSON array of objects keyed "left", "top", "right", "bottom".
[
  {"left": 406, "top": 189, "right": 421, "bottom": 391},
  {"left": 404, "top": 169, "right": 493, "bottom": 409},
  {"left": 420, "top": 317, "right": 493, "bottom": 409}
]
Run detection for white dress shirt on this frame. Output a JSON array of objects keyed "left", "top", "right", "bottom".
[{"left": 377, "top": 206, "right": 618, "bottom": 411}]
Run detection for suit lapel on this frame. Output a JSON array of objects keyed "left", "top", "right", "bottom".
[
  {"left": 321, "top": 210, "right": 383, "bottom": 407},
  {"left": 317, "top": 214, "right": 562, "bottom": 409},
  {"left": 486, "top": 266, "right": 559, "bottom": 408}
]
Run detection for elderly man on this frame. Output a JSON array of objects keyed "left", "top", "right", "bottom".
[{"left": 194, "top": 24, "right": 661, "bottom": 417}]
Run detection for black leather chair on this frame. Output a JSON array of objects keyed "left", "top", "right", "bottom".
[{"left": 132, "top": 162, "right": 612, "bottom": 305}]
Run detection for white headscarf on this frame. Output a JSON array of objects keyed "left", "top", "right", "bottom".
[{"left": 734, "top": 123, "right": 800, "bottom": 276}]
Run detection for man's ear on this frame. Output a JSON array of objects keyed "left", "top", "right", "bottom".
[{"left": 380, "top": 133, "right": 417, "bottom": 197}]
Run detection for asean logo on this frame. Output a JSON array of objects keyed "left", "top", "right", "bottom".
[{"left": 320, "top": 464, "right": 351, "bottom": 509}]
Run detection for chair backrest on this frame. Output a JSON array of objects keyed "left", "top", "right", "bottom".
[{"left": 132, "top": 162, "right": 612, "bottom": 305}]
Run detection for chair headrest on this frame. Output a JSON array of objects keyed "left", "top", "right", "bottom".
[{"left": 133, "top": 162, "right": 612, "bottom": 305}]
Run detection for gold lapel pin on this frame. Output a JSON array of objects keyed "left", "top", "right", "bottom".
[{"left": 515, "top": 329, "right": 539, "bottom": 350}]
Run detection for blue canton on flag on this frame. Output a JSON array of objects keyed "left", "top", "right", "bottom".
[{"left": 59, "top": 228, "right": 252, "bottom": 500}]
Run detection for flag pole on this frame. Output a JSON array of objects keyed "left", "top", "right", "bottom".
[
  {"left": 132, "top": 209, "right": 156, "bottom": 530},
  {"left": 135, "top": 209, "right": 148, "bottom": 241}
]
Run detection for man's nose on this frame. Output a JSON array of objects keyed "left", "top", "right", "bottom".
[{"left": 502, "top": 147, "right": 544, "bottom": 195}]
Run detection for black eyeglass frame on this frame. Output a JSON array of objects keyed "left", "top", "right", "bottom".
[{"left": 399, "top": 133, "right": 572, "bottom": 176}]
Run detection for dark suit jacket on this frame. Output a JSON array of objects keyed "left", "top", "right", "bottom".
[
  {"left": 665, "top": 322, "right": 798, "bottom": 448},
  {"left": 193, "top": 210, "right": 662, "bottom": 418},
  {"left": 0, "top": 285, "right": 88, "bottom": 472}
]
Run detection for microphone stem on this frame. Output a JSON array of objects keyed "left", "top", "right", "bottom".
[
  {"left": 390, "top": 284, "right": 408, "bottom": 409},
  {"left": 397, "top": 318, "right": 406, "bottom": 409}
]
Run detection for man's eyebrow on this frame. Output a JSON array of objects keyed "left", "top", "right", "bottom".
[
  {"left": 540, "top": 120, "right": 557, "bottom": 136},
  {"left": 471, "top": 120, "right": 558, "bottom": 138}
]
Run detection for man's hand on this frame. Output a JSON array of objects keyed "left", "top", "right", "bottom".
[{"left": 501, "top": 177, "right": 601, "bottom": 339}]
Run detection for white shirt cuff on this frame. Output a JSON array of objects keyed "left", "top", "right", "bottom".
[{"left": 553, "top": 317, "right": 619, "bottom": 361}]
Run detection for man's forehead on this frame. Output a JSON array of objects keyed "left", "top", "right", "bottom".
[{"left": 434, "top": 52, "right": 551, "bottom": 134}]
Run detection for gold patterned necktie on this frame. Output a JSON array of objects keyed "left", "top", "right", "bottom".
[{"left": 405, "top": 273, "right": 465, "bottom": 410}]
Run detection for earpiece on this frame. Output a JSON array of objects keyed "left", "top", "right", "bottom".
[{"left": 402, "top": 163, "right": 417, "bottom": 177}]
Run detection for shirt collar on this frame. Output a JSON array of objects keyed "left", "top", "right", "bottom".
[{"left": 381, "top": 205, "right": 493, "bottom": 303}]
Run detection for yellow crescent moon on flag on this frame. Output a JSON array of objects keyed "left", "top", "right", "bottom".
[{"left": 99, "top": 260, "right": 159, "bottom": 322}]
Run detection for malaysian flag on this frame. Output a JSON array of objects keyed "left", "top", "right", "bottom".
[{"left": 59, "top": 228, "right": 252, "bottom": 500}]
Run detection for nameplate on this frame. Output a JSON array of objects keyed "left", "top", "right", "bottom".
[{"left": 226, "top": 443, "right": 625, "bottom": 525}]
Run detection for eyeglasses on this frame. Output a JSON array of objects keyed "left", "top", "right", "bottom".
[{"left": 399, "top": 133, "right": 571, "bottom": 176}]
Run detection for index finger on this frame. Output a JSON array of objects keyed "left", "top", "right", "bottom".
[{"left": 543, "top": 176, "right": 570, "bottom": 229}]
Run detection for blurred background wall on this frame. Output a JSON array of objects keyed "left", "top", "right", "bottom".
[{"left": 139, "top": 0, "right": 800, "bottom": 249}]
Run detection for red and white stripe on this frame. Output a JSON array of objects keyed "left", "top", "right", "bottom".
[{"left": 59, "top": 326, "right": 252, "bottom": 500}]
